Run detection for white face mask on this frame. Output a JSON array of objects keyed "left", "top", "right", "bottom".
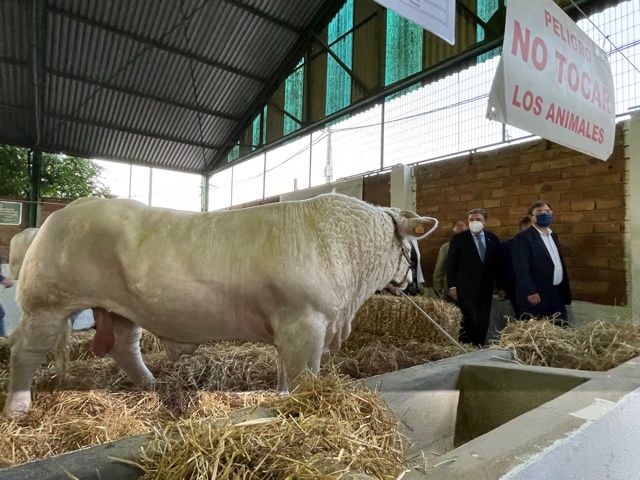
[{"left": 468, "top": 221, "right": 484, "bottom": 234}]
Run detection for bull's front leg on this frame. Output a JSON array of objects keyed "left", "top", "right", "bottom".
[{"left": 272, "top": 309, "right": 326, "bottom": 393}]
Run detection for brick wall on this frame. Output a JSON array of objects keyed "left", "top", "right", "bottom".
[
  {"left": 362, "top": 172, "right": 391, "bottom": 207},
  {"left": 416, "top": 126, "right": 627, "bottom": 306},
  {"left": 38, "top": 198, "right": 69, "bottom": 224}
]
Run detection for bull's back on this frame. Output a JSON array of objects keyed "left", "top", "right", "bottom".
[{"left": 17, "top": 195, "right": 381, "bottom": 341}]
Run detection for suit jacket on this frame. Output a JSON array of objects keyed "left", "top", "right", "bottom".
[
  {"left": 511, "top": 226, "right": 572, "bottom": 307},
  {"left": 446, "top": 230, "right": 503, "bottom": 299},
  {"left": 501, "top": 239, "right": 516, "bottom": 301},
  {"left": 432, "top": 241, "right": 449, "bottom": 297}
]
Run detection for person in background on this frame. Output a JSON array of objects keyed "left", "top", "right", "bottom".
[
  {"left": 502, "top": 216, "right": 532, "bottom": 318},
  {"left": 433, "top": 221, "right": 468, "bottom": 299},
  {"left": 446, "top": 208, "right": 505, "bottom": 346},
  {"left": 511, "top": 200, "right": 572, "bottom": 324},
  {"left": 0, "top": 273, "right": 14, "bottom": 337},
  {"left": 402, "top": 239, "right": 426, "bottom": 296}
]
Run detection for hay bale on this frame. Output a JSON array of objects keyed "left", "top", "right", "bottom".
[
  {"left": 345, "top": 294, "right": 461, "bottom": 351},
  {"left": 331, "top": 340, "right": 474, "bottom": 379},
  {"left": 497, "top": 319, "right": 640, "bottom": 371},
  {"left": 137, "top": 373, "right": 406, "bottom": 479},
  {"left": 160, "top": 342, "right": 277, "bottom": 392}
]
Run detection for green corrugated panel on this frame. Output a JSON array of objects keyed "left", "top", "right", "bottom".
[
  {"left": 384, "top": 10, "right": 423, "bottom": 86},
  {"left": 284, "top": 58, "right": 304, "bottom": 135},
  {"left": 262, "top": 105, "right": 268, "bottom": 145},
  {"left": 227, "top": 142, "right": 240, "bottom": 163},
  {"left": 325, "top": 0, "right": 353, "bottom": 116},
  {"left": 477, "top": 0, "right": 500, "bottom": 62},
  {"left": 252, "top": 114, "right": 261, "bottom": 150}
]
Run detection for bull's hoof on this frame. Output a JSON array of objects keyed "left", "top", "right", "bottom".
[
  {"left": 136, "top": 378, "right": 157, "bottom": 392},
  {"left": 2, "top": 407, "right": 28, "bottom": 421},
  {"left": 2, "top": 392, "right": 32, "bottom": 420}
]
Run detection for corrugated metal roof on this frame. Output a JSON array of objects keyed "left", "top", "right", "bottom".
[{"left": 0, "top": 0, "right": 341, "bottom": 173}]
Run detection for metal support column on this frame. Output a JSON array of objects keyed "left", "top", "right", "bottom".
[
  {"left": 201, "top": 174, "right": 209, "bottom": 212},
  {"left": 28, "top": 149, "right": 42, "bottom": 227}
]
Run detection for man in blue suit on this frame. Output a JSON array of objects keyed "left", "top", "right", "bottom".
[{"left": 511, "top": 200, "right": 572, "bottom": 323}]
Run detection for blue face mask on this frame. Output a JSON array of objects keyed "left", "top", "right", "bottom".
[{"left": 536, "top": 212, "right": 553, "bottom": 227}]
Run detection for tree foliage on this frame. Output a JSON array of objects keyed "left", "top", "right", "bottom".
[{"left": 0, "top": 145, "right": 110, "bottom": 199}]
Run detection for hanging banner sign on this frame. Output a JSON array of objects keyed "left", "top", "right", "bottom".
[
  {"left": 486, "top": 0, "right": 615, "bottom": 161},
  {"left": 374, "top": 0, "right": 456, "bottom": 45}
]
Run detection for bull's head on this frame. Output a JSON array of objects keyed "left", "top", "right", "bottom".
[{"left": 384, "top": 209, "right": 439, "bottom": 294}]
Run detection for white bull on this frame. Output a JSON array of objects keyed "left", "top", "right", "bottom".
[
  {"left": 3, "top": 193, "right": 438, "bottom": 417},
  {"left": 8, "top": 227, "right": 39, "bottom": 280}
]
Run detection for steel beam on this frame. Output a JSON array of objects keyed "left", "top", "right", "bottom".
[
  {"left": 266, "top": 99, "right": 303, "bottom": 127},
  {"left": 0, "top": 55, "right": 29, "bottom": 66},
  {"left": 456, "top": 1, "right": 500, "bottom": 39},
  {"left": 46, "top": 112, "right": 222, "bottom": 151},
  {"left": 47, "top": 68, "right": 238, "bottom": 121},
  {"left": 219, "top": 0, "right": 300, "bottom": 33},
  {"left": 311, "top": 31, "right": 371, "bottom": 96},
  {"left": 32, "top": 0, "right": 46, "bottom": 146}
]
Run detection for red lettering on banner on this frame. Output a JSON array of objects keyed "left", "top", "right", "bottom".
[
  {"left": 555, "top": 50, "right": 567, "bottom": 83},
  {"left": 512, "top": 85, "right": 543, "bottom": 116},
  {"left": 532, "top": 37, "right": 547, "bottom": 70},
  {"left": 580, "top": 71, "right": 592, "bottom": 99},
  {"left": 545, "top": 102, "right": 605, "bottom": 144},
  {"left": 554, "top": 50, "right": 613, "bottom": 114},
  {"left": 543, "top": 9, "right": 592, "bottom": 62},
  {"left": 511, "top": 20, "right": 547, "bottom": 70},
  {"left": 568, "top": 63, "right": 580, "bottom": 92}
]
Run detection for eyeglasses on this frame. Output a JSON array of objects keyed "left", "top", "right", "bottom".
[{"left": 533, "top": 210, "right": 553, "bottom": 216}]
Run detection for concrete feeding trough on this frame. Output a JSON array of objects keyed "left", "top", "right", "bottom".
[
  {"left": 2, "top": 349, "right": 640, "bottom": 479},
  {"left": 367, "top": 349, "right": 640, "bottom": 479}
]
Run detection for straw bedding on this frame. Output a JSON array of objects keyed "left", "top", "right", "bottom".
[
  {"left": 137, "top": 373, "right": 406, "bottom": 479},
  {"left": 497, "top": 318, "right": 640, "bottom": 371},
  {"left": 0, "top": 294, "right": 463, "bottom": 470}
]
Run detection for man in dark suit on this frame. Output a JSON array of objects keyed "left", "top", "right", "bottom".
[
  {"left": 511, "top": 200, "right": 572, "bottom": 323},
  {"left": 501, "top": 216, "right": 532, "bottom": 319},
  {"left": 446, "top": 208, "right": 504, "bottom": 346}
]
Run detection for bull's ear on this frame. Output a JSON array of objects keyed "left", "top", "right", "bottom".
[{"left": 397, "top": 213, "right": 439, "bottom": 240}]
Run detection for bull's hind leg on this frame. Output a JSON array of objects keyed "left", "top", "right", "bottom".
[
  {"left": 272, "top": 310, "right": 326, "bottom": 393},
  {"left": 109, "top": 315, "right": 155, "bottom": 388},
  {"left": 3, "top": 309, "right": 67, "bottom": 418}
]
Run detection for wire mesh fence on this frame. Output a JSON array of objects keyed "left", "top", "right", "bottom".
[{"left": 209, "top": 0, "right": 640, "bottom": 209}]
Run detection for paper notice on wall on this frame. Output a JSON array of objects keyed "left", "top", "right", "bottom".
[
  {"left": 374, "top": 0, "right": 456, "bottom": 45},
  {"left": 486, "top": 0, "right": 615, "bottom": 161}
]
